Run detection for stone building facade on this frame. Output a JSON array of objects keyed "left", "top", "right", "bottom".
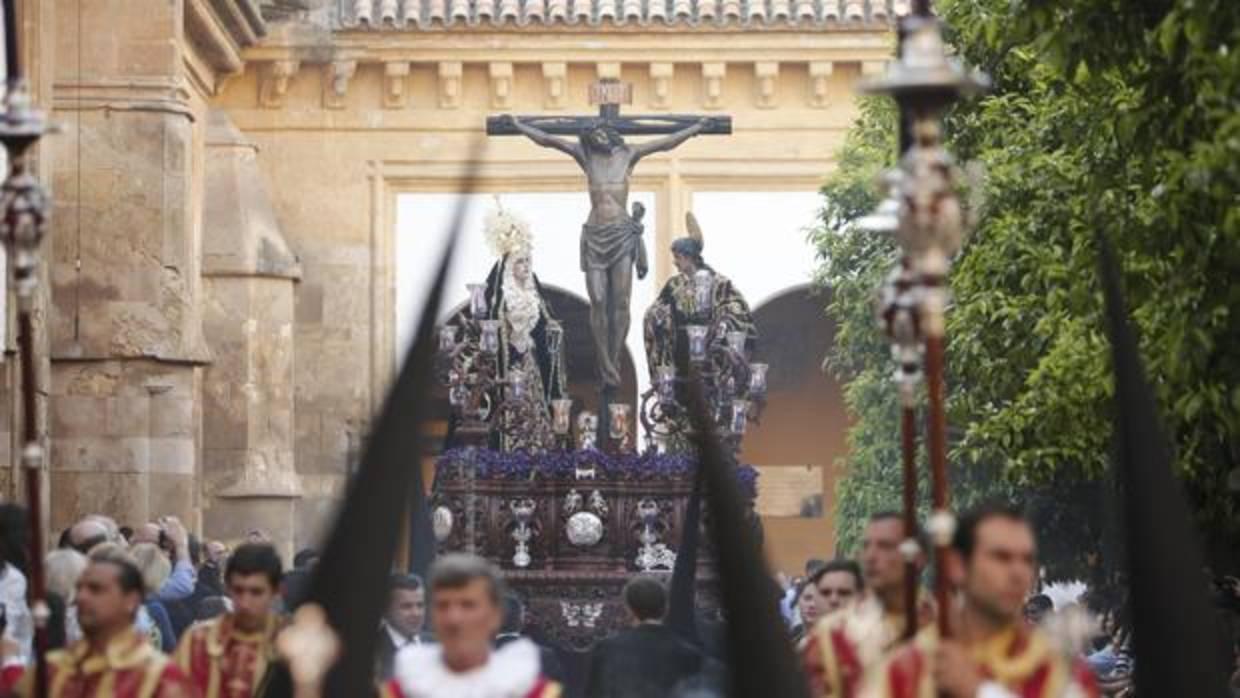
[{"left": 6, "top": 0, "right": 902, "bottom": 567}]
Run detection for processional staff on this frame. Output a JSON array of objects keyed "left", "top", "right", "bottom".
[
  {"left": 0, "top": 1, "right": 54, "bottom": 695},
  {"left": 862, "top": 0, "right": 987, "bottom": 640}
]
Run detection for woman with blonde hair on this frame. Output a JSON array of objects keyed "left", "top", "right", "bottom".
[
  {"left": 130, "top": 542, "right": 176, "bottom": 651},
  {"left": 45, "top": 548, "right": 88, "bottom": 646}
]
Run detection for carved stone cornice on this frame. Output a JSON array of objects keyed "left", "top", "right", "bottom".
[
  {"left": 488, "top": 61, "right": 514, "bottom": 109},
  {"left": 702, "top": 61, "right": 726, "bottom": 110},
  {"left": 438, "top": 61, "right": 463, "bottom": 109},
  {"left": 809, "top": 60, "right": 834, "bottom": 108},
  {"left": 243, "top": 28, "right": 894, "bottom": 65},
  {"left": 184, "top": 0, "right": 267, "bottom": 93},
  {"left": 541, "top": 62, "right": 567, "bottom": 110},
  {"left": 51, "top": 78, "right": 196, "bottom": 120},
  {"left": 649, "top": 62, "right": 673, "bottom": 109},
  {"left": 754, "top": 60, "right": 779, "bottom": 109},
  {"left": 323, "top": 59, "right": 359, "bottom": 109},
  {"left": 260, "top": 59, "right": 301, "bottom": 108},
  {"left": 383, "top": 61, "right": 412, "bottom": 108},
  {"left": 239, "top": 25, "right": 894, "bottom": 112}
]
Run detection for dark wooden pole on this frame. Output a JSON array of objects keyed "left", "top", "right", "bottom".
[
  {"left": 18, "top": 306, "right": 47, "bottom": 698},
  {"left": 924, "top": 333, "right": 951, "bottom": 639},
  {"left": 900, "top": 401, "right": 918, "bottom": 640},
  {"left": 3, "top": 0, "right": 18, "bottom": 83},
  {"left": 893, "top": 9, "right": 918, "bottom": 641}
]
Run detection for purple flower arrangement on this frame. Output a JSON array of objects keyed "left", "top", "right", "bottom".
[{"left": 434, "top": 448, "right": 759, "bottom": 500}]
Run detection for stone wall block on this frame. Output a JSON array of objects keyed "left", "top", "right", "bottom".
[
  {"left": 319, "top": 267, "right": 369, "bottom": 323},
  {"left": 104, "top": 396, "right": 151, "bottom": 437},
  {"left": 50, "top": 436, "right": 148, "bottom": 473},
  {"left": 113, "top": 0, "right": 179, "bottom": 41},
  {"left": 49, "top": 472, "right": 149, "bottom": 534},
  {"left": 205, "top": 498, "right": 297, "bottom": 561},
  {"left": 147, "top": 473, "right": 195, "bottom": 522},
  {"left": 53, "top": 363, "right": 123, "bottom": 398},
  {"left": 296, "top": 283, "right": 324, "bottom": 324},
  {"left": 49, "top": 396, "right": 108, "bottom": 438},
  {"left": 149, "top": 396, "right": 194, "bottom": 438},
  {"left": 149, "top": 437, "right": 195, "bottom": 474},
  {"left": 105, "top": 301, "right": 177, "bottom": 358},
  {"left": 293, "top": 409, "right": 322, "bottom": 472},
  {"left": 117, "top": 39, "right": 179, "bottom": 77}
]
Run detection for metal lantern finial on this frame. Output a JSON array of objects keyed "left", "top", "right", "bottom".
[
  {"left": 0, "top": 81, "right": 52, "bottom": 297},
  {"left": 861, "top": 15, "right": 988, "bottom": 112},
  {"left": 0, "top": 81, "right": 50, "bottom": 157}
]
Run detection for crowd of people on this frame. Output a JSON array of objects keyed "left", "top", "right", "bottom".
[{"left": 0, "top": 505, "right": 1235, "bottom": 697}]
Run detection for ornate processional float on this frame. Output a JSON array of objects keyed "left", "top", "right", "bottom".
[{"left": 425, "top": 83, "right": 765, "bottom": 649}]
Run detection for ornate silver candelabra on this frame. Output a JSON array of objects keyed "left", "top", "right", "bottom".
[{"left": 638, "top": 270, "right": 767, "bottom": 453}]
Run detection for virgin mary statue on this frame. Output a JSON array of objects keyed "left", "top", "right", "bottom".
[{"left": 476, "top": 204, "right": 567, "bottom": 452}]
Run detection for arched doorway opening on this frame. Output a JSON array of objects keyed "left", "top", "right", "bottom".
[{"left": 742, "top": 284, "right": 850, "bottom": 574}]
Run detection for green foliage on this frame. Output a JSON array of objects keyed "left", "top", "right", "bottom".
[{"left": 817, "top": 0, "right": 1240, "bottom": 576}]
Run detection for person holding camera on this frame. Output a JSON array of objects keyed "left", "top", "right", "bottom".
[{"left": 131, "top": 517, "right": 197, "bottom": 604}]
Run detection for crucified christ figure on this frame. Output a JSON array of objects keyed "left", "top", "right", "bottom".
[{"left": 497, "top": 114, "right": 712, "bottom": 389}]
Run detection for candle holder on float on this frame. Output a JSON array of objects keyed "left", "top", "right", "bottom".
[
  {"left": 434, "top": 286, "right": 502, "bottom": 446},
  {"left": 551, "top": 398, "right": 574, "bottom": 449},
  {"left": 638, "top": 268, "right": 768, "bottom": 454},
  {"left": 608, "top": 403, "right": 633, "bottom": 453},
  {"left": 509, "top": 499, "right": 537, "bottom": 568}
]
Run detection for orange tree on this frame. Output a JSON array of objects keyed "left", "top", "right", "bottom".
[{"left": 817, "top": 0, "right": 1240, "bottom": 581}]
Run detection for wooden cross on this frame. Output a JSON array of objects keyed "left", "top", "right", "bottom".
[{"left": 486, "top": 78, "right": 732, "bottom": 137}]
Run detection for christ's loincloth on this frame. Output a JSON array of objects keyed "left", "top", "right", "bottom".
[{"left": 580, "top": 215, "right": 648, "bottom": 273}]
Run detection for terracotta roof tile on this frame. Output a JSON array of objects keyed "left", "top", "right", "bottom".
[{"left": 340, "top": 0, "right": 904, "bottom": 28}]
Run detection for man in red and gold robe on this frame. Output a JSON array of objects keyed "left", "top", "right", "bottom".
[
  {"left": 174, "top": 544, "right": 284, "bottom": 698},
  {"left": 860, "top": 505, "right": 1098, "bottom": 698},
  {"left": 803, "top": 512, "right": 934, "bottom": 698},
  {"left": 381, "top": 554, "right": 560, "bottom": 698},
  {"left": 18, "top": 547, "right": 196, "bottom": 698}
]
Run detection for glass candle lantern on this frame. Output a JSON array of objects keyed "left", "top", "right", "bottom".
[
  {"left": 731, "top": 399, "right": 750, "bottom": 434},
  {"left": 551, "top": 398, "right": 573, "bottom": 435},
  {"left": 653, "top": 432, "right": 669, "bottom": 454},
  {"left": 656, "top": 365, "right": 676, "bottom": 403},
  {"left": 686, "top": 325, "right": 709, "bottom": 362},
  {"left": 726, "top": 330, "right": 748, "bottom": 355},
  {"left": 508, "top": 369, "right": 526, "bottom": 399},
  {"left": 608, "top": 403, "right": 631, "bottom": 440},
  {"left": 448, "top": 370, "right": 464, "bottom": 406},
  {"left": 748, "top": 363, "right": 769, "bottom": 395},
  {"left": 546, "top": 321, "right": 563, "bottom": 358},
  {"left": 438, "top": 325, "right": 457, "bottom": 354},
  {"left": 479, "top": 320, "right": 501, "bottom": 354},
  {"left": 467, "top": 283, "right": 488, "bottom": 317},
  {"left": 693, "top": 270, "right": 715, "bottom": 316}
]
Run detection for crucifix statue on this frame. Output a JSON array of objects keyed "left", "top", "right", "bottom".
[{"left": 488, "top": 80, "right": 731, "bottom": 400}]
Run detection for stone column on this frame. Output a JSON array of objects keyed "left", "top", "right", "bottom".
[
  {"left": 200, "top": 110, "right": 302, "bottom": 561},
  {"left": 47, "top": 0, "right": 211, "bottom": 533}
]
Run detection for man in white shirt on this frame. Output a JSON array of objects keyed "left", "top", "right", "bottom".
[
  {"left": 376, "top": 573, "right": 432, "bottom": 681},
  {"left": 381, "top": 555, "right": 561, "bottom": 698}
]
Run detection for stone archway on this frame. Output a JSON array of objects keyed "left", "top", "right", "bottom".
[{"left": 741, "top": 284, "right": 849, "bottom": 574}]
